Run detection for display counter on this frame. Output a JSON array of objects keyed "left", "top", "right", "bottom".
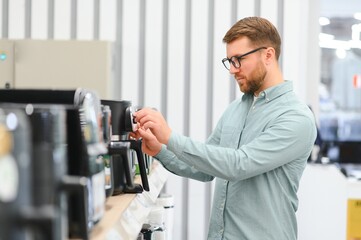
[{"left": 90, "top": 160, "right": 168, "bottom": 240}]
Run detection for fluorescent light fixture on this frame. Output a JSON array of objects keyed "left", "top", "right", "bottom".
[
  {"left": 319, "top": 17, "right": 330, "bottom": 26},
  {"left": 319, "top": 39, "right": 351, "bottom": 50},
  {"left": 319, "top": 38, "right": 361, "bottom": 50},
  {"left": 319, "top": 33, "right": 335, "bottom": 41}
]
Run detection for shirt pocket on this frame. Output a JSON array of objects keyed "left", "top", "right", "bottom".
[{"left": 220, "top": 126, "right": 242, "bottom": 148}]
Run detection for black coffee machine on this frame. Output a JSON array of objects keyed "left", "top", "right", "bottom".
[
  {"left": 26, "top": 104, "right": 84, "bottom": 240},
  {"left": 0, "top": 88, "right": 107, "bottom": 239},
  {"left": 101, "top": 99, "right": 150, "bottom": 194},
  {"left": 0, "top": 104, "right": 88, "bottom": 240},
  {"left": 98, "top": 104, "right": 140, "bottom": 197}
]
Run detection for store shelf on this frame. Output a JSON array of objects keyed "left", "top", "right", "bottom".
[{"left": 90, "top": 160, "right": 168, "bottom": 240}]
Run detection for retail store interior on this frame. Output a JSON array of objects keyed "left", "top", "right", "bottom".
[{"left": 0, "top": 0, "right": 361, "bottom": 239}]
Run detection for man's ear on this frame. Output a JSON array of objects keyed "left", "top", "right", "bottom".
[{"left": 265, "top": 47, "right": 275, "bottom": 65}]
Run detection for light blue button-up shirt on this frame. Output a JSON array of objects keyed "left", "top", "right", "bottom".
[{"left": 155, "top": 81, "right": 317, "bottom": 240}]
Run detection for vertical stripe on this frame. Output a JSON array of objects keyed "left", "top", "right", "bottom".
[
  {"left": 161, "top": 0, "right": 169, "bottom": 117},
  {"left": 206, "top": 1, "right": 214, "bottom": 137},
  {"left": 183, "top": 0, "right": 191, "bottom": 238},
  {"left": 121, "top": 1, "right": 141, "bottom": 102},
  {"left": 138, "top": 0, "right": 146, "bottom": 106},
  {"left": 183, "top": 179, "right": 189, "bottom": 239},
  {"left": 205, "top": 0, "right": 215, "bottom": 235},
  {"left": 159, "top": 0, "right": 168, "bottom": 195},
  {"left": 48, "top": 0, "right": 54, "bottom": 39},
  {"left": 115, "top": 0, "right": 123, "bottom": 99},
  {"left": 184, "top": 0, "right": 191, "bottom": 136},
  {"left": 254, "top": 0, "right": 261, "bottom": 16},
  {"left": 93, "top": 0, "right": 100, "bottom": 39},
  {"left": 229, "top": 0, "right": 238, "bottom": 102},
  {"left": 277, "top": 0, "right": 284, "bottom": 69},
  {"left": 2, "top": 0, "right": 9, "bottom": 38},
  {"left": 143, "top": 0, "right": 162, "bottom": 111},
  {"left": 53, "top": 0, "right": 72, "bottom": 40},
  {"left": 71, "top": 0, "right": 77, "bottom": 39},
  {"left": 25, "top": 0, "right": 31, "bottom": 38}
]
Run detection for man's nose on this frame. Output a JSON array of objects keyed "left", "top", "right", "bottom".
[{"left": 229, "top": 64, "right": 240, "bottom": 74}]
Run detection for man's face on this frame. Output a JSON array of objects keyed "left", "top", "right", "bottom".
[{"left": 226, "top": 38, "right": 267, "bottom": 95}]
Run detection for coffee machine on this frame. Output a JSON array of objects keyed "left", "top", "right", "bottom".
[
  {"left": 0, "top": 104, "right": 89, "bottom": 240},
  {"left": 26, "top": 104, "right": 71, "bottom": 240},
  {"left": 26, "top": 104, "right": 90, "bottom": 240},
  {"left": 101, "top": 99, "right": 150, "bottom": 194},
  {"left": 0, "top": 88, "right": 107, "bottom": 239}
]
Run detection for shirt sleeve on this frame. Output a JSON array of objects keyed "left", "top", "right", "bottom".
[
  {"left": 166, "top": 110, "right": 317, "bottom": 181},
  {"left": 155, "top": 144, "right": 215, "bottom": 182}
]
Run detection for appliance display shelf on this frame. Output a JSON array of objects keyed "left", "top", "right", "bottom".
[{"left": 89, "top": 160, "right": 168, "bottom": 240}]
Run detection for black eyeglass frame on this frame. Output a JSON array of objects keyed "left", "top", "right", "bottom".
[{"left": 222, "top": 47, "right": 267, "bottom": 70}]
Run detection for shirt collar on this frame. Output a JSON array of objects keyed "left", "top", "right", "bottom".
[{"left": 242, "top": 80, "right": 293, "bottom": 103}]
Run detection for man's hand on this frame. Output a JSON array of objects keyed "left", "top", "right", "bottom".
[
  {"left": 133, "top": 108, "right": 172, "bottom": 145},
  {"left": 130, "top": 127, "right": 162, "bottom": 156}
]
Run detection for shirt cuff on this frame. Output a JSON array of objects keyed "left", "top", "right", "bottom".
[
  {"left": 154, "top": 131, "right": 187, "bottom": 167},
  {"left": 167, "top": 131, "right": 187, "bottom": 157},
  {"left": 154, "top": 144, "right": 169, "bottom": 159}
]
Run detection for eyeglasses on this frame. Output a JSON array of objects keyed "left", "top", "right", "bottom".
[{"left": 222, "top": 47, "right": 267, "bottom": 70}]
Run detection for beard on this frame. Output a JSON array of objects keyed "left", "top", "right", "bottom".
[{"left": 236, "top": 61, "right": 267, "bottom": 95}]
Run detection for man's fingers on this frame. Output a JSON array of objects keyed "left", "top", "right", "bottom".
[
  {"left": 142, "top": 121, "right": 154, "bottom": 131},
  {"left": 138, "top": 127, "right": 151, "bottom": 139},
  {"left": 129, "top": 131, "right": 140, "bottom": 139},
  {"left": 134, "top": 108, "right": 159, "bottom": 125},
  {"left": 133, "top": 107, "right": 155, "bottom": 119}
]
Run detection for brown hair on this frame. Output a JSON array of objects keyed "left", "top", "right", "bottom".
[{"left": 223, "top": 17, "right": 281, "bottom": 60}]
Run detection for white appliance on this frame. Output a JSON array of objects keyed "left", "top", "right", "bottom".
[{"left": 0, "top": 39, "right": 117, "bottom": 99}]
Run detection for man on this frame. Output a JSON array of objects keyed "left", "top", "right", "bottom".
[{"left": 132, "top": 17, "right": 317, "bottom": 239}]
